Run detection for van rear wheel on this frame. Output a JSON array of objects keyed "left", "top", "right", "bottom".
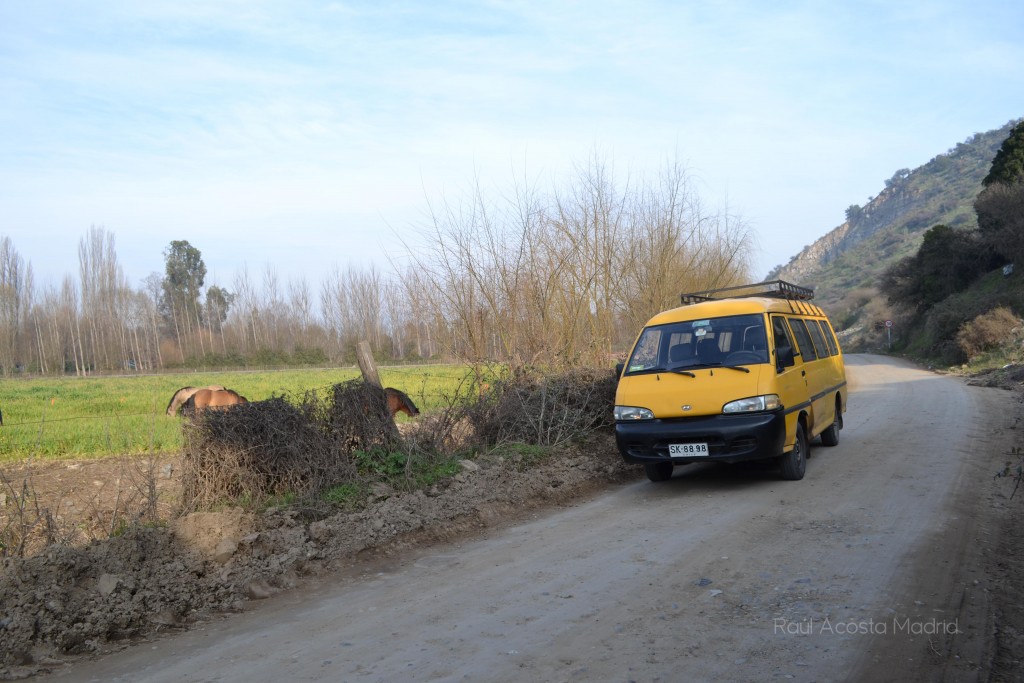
[
  {"left": 820, "top": 398, "right": 842, "bottom": 447},
  {"left": 779, "top": 424, "right": 807, "bottom": 480},
  {"left": 820, "top": 418, "right": 840, "bottom": 447},
  {"left": 644, "top": 461, "right": 674, "bottom": 482}
]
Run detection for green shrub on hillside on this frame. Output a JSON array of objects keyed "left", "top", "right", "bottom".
[
  {"left": 974, "top": 180, "right": 1024, "bottom": 265},
  {"left": 880, "top": 224, "right": 999, "bottom": 314},
  {"left": 910, "top": 269, "right": 1024, "bottom": 364}
]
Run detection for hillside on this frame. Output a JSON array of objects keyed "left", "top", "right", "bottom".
[{"left": 769, "top": 119, "right": 1020, "bottom": 347}]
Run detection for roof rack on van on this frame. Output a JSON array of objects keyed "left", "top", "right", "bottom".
[{"left": 679, "top": 280, "right": 815, "bottom": 305}]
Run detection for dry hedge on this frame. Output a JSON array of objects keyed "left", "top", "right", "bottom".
[
  {"left": 180, "top": 370, "right": 618, "bottom": 512},
  {"left": 956, "top": 306, "right": 1023, "bottom": 359},
  {"left": 466, "top": 368, "right": 617, "bottom": 447}
]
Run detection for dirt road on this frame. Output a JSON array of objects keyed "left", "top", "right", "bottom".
[{"left": 40, "top": 355, "right": 1021, "bottom": 682}]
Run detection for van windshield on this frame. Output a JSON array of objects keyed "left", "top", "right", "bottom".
[{"left": 624, "top": 314, "right": 769, "bottom": 375}]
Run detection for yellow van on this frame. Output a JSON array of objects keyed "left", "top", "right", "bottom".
[{"left": 614, "top": 280, "right": 847, "bottom": 482}]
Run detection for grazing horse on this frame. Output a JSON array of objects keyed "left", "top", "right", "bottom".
[
  {"left": 181, "top": 388, "right": 248, "bottom": 417},
  {"left": 166, "top": 385, "right": 226, "bottom": 416},
  {"left": 384, "top": 387, "right": 420, "bottom": 417}
]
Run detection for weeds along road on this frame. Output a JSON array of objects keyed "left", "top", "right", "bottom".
[{"left": 43, "top": 354, "right": 1013, "bottom": 682}]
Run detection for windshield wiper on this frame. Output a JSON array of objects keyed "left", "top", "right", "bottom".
[
  {"left": 633, "top": 366, "right": 696, "bottom": 377},
  {"left": 690, "top": 361, "right": 750, "bottom": 374}
]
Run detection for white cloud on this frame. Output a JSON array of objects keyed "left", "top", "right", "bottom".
[{"left": 1, "top": 0, "right": 1022, "bottom": 289}]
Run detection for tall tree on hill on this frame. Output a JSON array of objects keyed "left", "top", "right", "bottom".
[
  {"left": 162, "top": 240, "right": 207, "bottom": 360},
  {"left": 975, "top": 119, "right": 1024, "bottom": 265},
  {"left": 982, "top": 119, "right": 1024, "bottom": 187}
]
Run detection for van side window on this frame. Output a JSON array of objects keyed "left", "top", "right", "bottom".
[
  {"left": 771, "top": 316, "right": 794, "bottom": 355},
  {"left": 818, "top": 320, "right": 840, "bottom": 356},
  {"left": 806, "top": 319, "right": 831, "bottom": 358},
  {"left": 787, "top": 318, "right": 818, "bottom": 362}
]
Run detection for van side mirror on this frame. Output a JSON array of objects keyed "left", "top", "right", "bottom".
[
  {"left": 776, "top": 345, "right": 795, "bottom": 370},
  {"left": 615, "top": 362, "right": 625, "bottom": 377}
]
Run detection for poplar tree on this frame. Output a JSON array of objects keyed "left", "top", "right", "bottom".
[{"left": 162, "top": 240, "right": 207, "bottom": 358}]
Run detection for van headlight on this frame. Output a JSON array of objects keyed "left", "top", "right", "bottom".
[
  {"left": 722, "top": 394, "right": 781, "bottom": 414},
  {"left": 614, "top": 405, "right": 655, "bottom": 421}
]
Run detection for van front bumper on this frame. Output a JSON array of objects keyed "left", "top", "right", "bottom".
[{"left": 615, "top": 409, "right": 787, "bottom": 465}]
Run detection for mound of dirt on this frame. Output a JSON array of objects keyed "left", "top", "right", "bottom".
[
  {"left": 0, "top": 435, "right": 636, "bottom": 679},
  {"left": 966, "top": 362, "right": 1024, "bottom": 389}
]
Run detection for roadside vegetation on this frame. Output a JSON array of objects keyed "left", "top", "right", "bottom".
[
  {"left": 878, "top": 119, "right": 1024, "bottom": 369},
  {"left": 178, "top": 367, "right": 616, "bottom": 513}
]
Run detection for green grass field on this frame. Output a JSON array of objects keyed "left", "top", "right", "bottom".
[{"left": 0, "top": 364, "right": 480, "bottom": 462}]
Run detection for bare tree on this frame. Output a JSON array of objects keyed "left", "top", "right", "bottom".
[
  {"left": 0, "top": 237, "right": 33, "bottom": 375},
  {"left": 142, "top": 274, "right": 166, "bottom": 368},
  {"left": 288, "top": 277, "right": 314, "bottom": 340},
  {"left": 231, "top": 266, "right": 261, "bottom": 353},
  {"left": 261, "top": 265, "right": 284, "bottom": 352},
  {"left": 616, "top": 159, "right": 755, "bottom": 339},
  {"left": 78, "top": 226, "right": 136, "bottom": 372},
  {"left": 407, "top": 155, "right": 755, "bottom": 369},
  {"left": 319, "top": 265, "right": 388, "bottom": 360}
]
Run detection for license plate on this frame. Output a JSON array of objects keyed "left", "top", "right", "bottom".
[{"left": 670, "top": 442, "right": 709, "bottom": 456}]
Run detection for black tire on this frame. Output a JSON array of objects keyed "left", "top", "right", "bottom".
[
  {"left": 820, "top": 397, "right": 843, "bottom": 447},
  {"left": 779, "top": 423, "right": 807, "bottom": 481},
  {"left": 644, "top": 461, "right": 674, "bottom": 482}
]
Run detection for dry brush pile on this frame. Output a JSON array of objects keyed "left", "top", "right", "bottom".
[
  {"left": 180, "top": 371, "right": 618, "bottom": 512},
  {"left": 0, "top": 369, "right": 630, "bottom": 676}
]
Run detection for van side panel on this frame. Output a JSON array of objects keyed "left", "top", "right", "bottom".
[
  {"left": 783, "top": 315, "right": 846, "bottom": 441},
  {"left": 769, "top": 315, "right": 809, "bottom": 453},
  {"left": 819, "top": 318, "right": 848, "bottom": 422}
]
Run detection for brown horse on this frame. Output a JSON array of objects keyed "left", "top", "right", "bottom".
[
  {"left": 166, "top": 385, "right": 226, "bottom": 416},
  {"left": 181, "top": 388, "right": 248, "bottom": 417},
  {"left": 384, "top": 387, "right": 420, "bottom": 417}
]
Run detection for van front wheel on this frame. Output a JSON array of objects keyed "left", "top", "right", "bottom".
[
  {"left": 644, "top": 462, "right": 674, "bottom": 482},
  {"left": 779, "top": 424, "right": 807, "bottom": 481}
]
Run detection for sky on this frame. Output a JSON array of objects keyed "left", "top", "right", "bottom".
[{"left": 2, "top": 0, "right": 1023, "bottom": 294}]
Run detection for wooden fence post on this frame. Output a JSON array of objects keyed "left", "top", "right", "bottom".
[
  {"left": 356, "top": 341, "right": 399, "bottom": 438},
  {"left": 356, "top": 341, "right": 383, "bottom": 388}
]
